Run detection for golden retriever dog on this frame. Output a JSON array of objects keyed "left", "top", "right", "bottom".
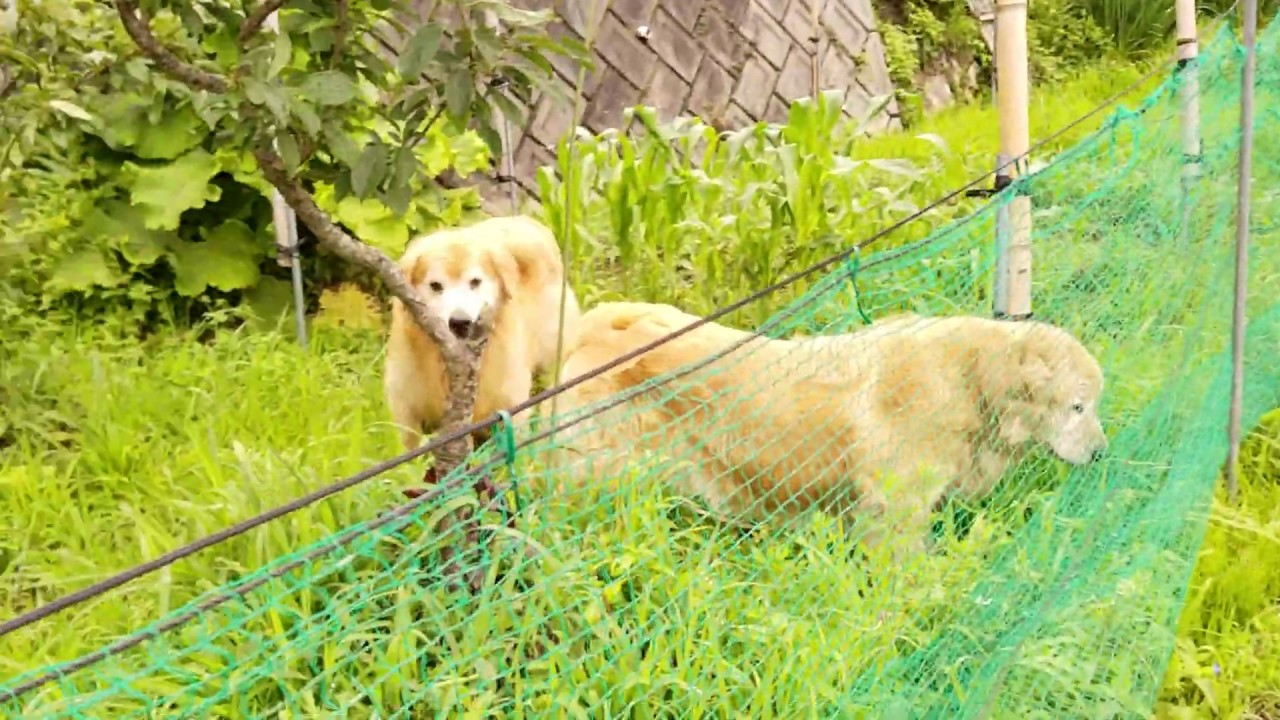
[
  {"left": 544, "top": 302, "right": 1107, "bottom": 555},
  {"left": 384, "top": 215, "right": 581, "bottom": 451}
]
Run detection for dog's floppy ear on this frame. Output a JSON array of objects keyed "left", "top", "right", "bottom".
[
  {"left": 484, "top": 245, "right": 521, "bottom": 301},
  {"left": 974, "top": 326, "right": 1052, "bottom": 437},
  {"left": 401, "top": 248, "right": 429, "bottom": 287},
  {"left": 1012, "top": 328, "right": 1055, "bottom": 400}
]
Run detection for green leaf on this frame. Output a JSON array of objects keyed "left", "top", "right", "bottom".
[
  {"left": 166, "top": 220, "right": 265, "bottom": 297},
  {"left": 241, "top": 277, "right": 297, "bottom": 333},
  {"left": 323, "top": 122, "right": 362, "bottom": 167},
  {"left": 202, "top": 26, "right": 242, "bottom": 66},
  {"left": 92, "top": 94, "right": 150, "bottom": 151},
  {"left": 45, "top": 248, "right": 127, "bottom": 294},
  {"left": 445, "top": 72, "right": 475, "bottom": 121},
  {"left": 48, "top": 100, "right": 95, "bottom": 122},
  {"left": 215, "top": 148, "right": 276, "bottom": 197},
  {"left": 299, "top": 70, "right": 357, "bottom": 106},
  {"left": 269, "top": 31, "right": 293, "bottom": 79},
  {"left": 351, "top": 143, "right": 387, "bottom": 197},
  {"left": 124, "top": 149, "right": 224, "bottom": 231},
  {"left": 242, "top": 77, "right": 289, "bottom": 124},
  {"left": 447, "top": 131, "right": 493, "bottom": 177},
  {"left": 477, "top": 124, "right": 503, "bottom": 166},
  {"left": 398, "top": 24, "right": 444, "bottom": 79},
  {"left": 88, "top": 200, "right": 175, "bottom": 266},
  {"left": 291, "top": 98, "right": 323, "bottom": 137},
  {"left": 133, "top": 105, "right": 210, "bottom": 161},
  {"left": 277, "top": 132, "right": 302, "bottom": 174},
  {"left": 315, "top": 185, "right": 411, "bottom": 257}
]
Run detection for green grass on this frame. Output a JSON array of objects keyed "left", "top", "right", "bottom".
[{"left": 1, "top": 56, "right": 1278, "bottom": 717}]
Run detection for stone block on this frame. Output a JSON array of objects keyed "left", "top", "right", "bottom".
[
  {"left": 775, "top": 46, "right": 812, "bottom": 102},
  {"left": 645, "top": 61, "right": 693, "bottom": 121},
  {"left": 613, "top": 0, "right": 661, "bottom": 26},
  {"left": 725, "top": 100, "right": 755, "bottom": 128},
  {"left": 757, "top": 0, "right": 789, "bottom": 21},
  {"left": 663, "top": 0, "right": 705, "bottom": 28},
  {"left": 649, "top": 8, "right": 705, "bottom": 81},
  {"left": 842, "top": 0, "right": 875, "bottom": 29},
  {"left": 743, "top": 3, "right": 791, "bottom": 68},
  {"left": 765, "top": 93, "right": 790, "bottom": 123},
  {"left": 584, "top": 65, "right": 642, "bottom": 132},
  {"left": 528, "top": 94, "right": 581, "bottom": 149},
  {"left": 694, "top": 5, "right": 748, "bottom": 71},
  {"left": 597, "top": 12, "right": 657, "bottom": 87},
  {"left": 781, "top": 0, "right": 823, "bottom": 47},
  {"left": 821, "top": 0, "right": 868, "bottom": 56},
  {"left": 714, "top": 0, "right": 753, "bottom": 25},
  {"left": 687, "top": 57, "right": 734, "bottom": 120},
  {"left": 514, "top": 136, "right": 558, "bottom": 192},
  {"left": 856, "top": 31, "right": 894, "bottom": 96},
  {"left": 842, "top": 80, "right": 875, "bottom": 121},
  {"left": 733, "top": 56, "right": 779, "bottom": 117},
  {"left": 557, "top": 0, "right": 607, "bottom": 37},
  {"left": 819, "top": 42, "right": 858, "bottom": 90},
  {"left": 546, "top": 20, "right": 603, "bottom": 94}
]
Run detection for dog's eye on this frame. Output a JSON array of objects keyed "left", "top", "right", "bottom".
[
  {"left": 469, "top": 277, "right": 481, "bottom": 289},
  {"left": 1072, "top": 403, "right": 1085, "bottom": 413},
  {"left": 428, "top": 282, "right": 443, "bottom": 293}
]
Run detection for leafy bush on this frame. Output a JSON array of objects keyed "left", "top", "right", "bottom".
[
  {"left": 0, "top": 1, "right": 571, "bottom": 332},
  {"left": 536, "top": 91, "right": 969, "bottom": 327}
]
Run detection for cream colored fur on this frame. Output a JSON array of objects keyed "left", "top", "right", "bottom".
[
  {"left": 384, "top": 215, "right": 581, "bottom": 451},
  {"left": 545, "top": 301, "right": 1107, "bottom": 554}
]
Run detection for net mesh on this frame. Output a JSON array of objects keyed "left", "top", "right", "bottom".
[{"left": 4, "top": 16, "right": 1280, "bottom": 720}]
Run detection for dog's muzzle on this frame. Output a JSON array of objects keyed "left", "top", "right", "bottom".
[{"left": 448, "top": 311, "right": 482, "bottom": 340}]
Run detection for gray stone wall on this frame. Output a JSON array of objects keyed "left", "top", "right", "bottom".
[{"left": 392, "top": 1, "right": 902, "bottom": 209}]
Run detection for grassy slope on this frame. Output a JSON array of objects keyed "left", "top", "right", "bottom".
[{"left": 0, "top": 65, "right": 1275, "bottom": 715}]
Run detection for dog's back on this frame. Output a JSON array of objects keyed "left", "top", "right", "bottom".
[
  {"left": 481, "top": 216, "right": 581, "bottom": 377},
  {"left": 551, "top": 302, "right": 887, "bottom": 524}
]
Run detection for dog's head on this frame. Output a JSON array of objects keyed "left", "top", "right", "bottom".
[
  {"left": 399, "top": 234, "right": 521, "bottom": 341},
  {"left": 983, "top": 322, "right": 1108, "bottom": 465}
]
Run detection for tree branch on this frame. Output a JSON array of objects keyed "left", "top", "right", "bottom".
[
  {"left": 253, "top": 147, "right": 483, "bottom": 473},
  {"left": 331, "top": 0, "right": 350, "bottom": 69},
  {"left": 114, "top": 0, "right": 495, "bottom": 593},
  {"left": 239, "top": 0, "right": 290, "bottom": 43},
  {"left": 113, "top": 0, "right": 229, "bottom": 93}
]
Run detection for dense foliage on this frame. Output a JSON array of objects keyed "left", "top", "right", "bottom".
[{"left": 0, "top": 0, "right": 584, "bottom": 333}]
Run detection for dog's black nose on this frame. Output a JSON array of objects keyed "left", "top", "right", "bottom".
[
  {"left": 1091, "top": 446, "right": 1107, "bottom": 463},
  {"left": 448, "top": 316, "right": 473, "bottom": 339}
]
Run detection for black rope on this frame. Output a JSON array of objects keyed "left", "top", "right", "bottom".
[{"left": 0, "top": 45, "right": 1183, "bottom": 662}]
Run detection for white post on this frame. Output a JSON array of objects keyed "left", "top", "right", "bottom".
[
  {"left": 264, "top": 11, "right": 309, "bottom": 348},
  {"left": 994, "top": 0, "right": 1032, "bottom": 320},
  {"left": 1175, "top": 0, "right": 1202, "bottom": 242},
  {"left": 1225, "top": 0, "right": 1258, "bottom": 503}
]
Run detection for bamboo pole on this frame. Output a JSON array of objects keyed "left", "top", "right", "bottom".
[
  {"left": 1175, "top": 0, "right": 1202, "bottom": 244},
  {"left": 994, "top": 0, "right": 1032, "bottom": 319},
  {"left": 1225, "top": 0, "right": 1258, "bottom": 503}
]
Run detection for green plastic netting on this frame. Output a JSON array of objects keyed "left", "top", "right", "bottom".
[{"left": 4, "top": 15, "right": 1280, "bottom": 720}]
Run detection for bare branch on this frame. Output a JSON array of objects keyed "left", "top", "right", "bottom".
[
  {"left": 239, "top": 0, "right": 289, "bottom": 43},
  {"left": 113, "top": 0, "right": 229, "bottom": 93}
]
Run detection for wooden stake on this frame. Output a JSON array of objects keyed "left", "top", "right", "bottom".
[
  {"left": 994, "top": 0, "right": 1032, "bottom": 320},
  {"left": 1226, "top": 0, "right": 1258, "bottom": 503}
]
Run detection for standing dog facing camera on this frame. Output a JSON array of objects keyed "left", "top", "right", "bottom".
[
  {"left": 384, "top": 216, "right": 581, "bottom": 451},
  {"left": 546, "top": 302, "right": 1107, "bottom": 555}
]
